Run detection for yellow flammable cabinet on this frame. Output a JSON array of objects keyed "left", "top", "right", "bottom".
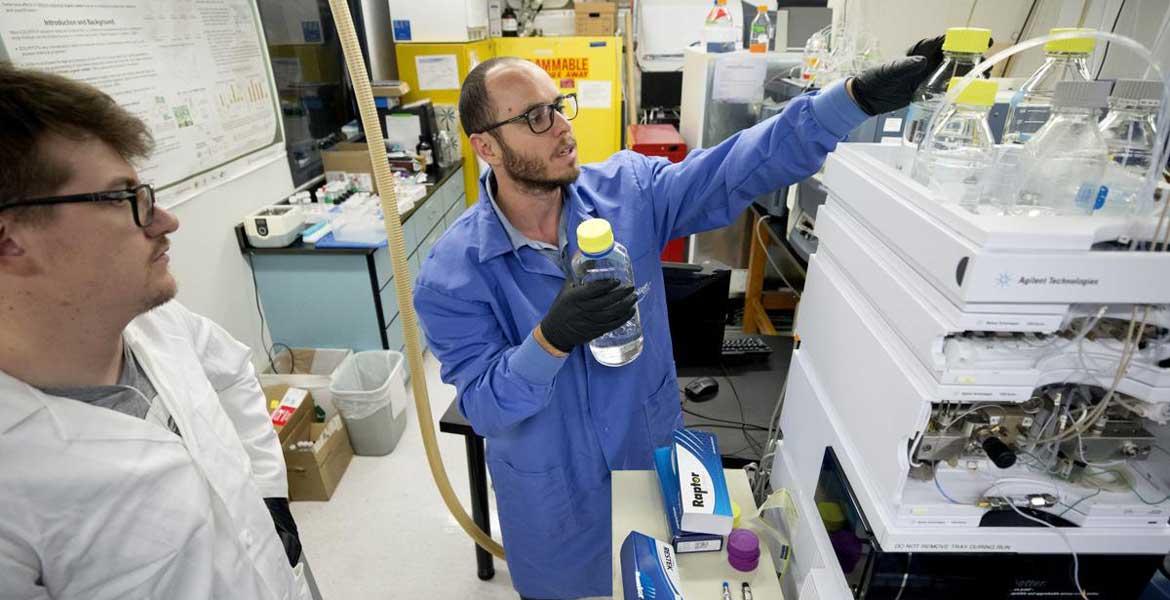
[
  {"left": 397, "top": 36, "right": 621, "bottom": 205},
  {"left": 395, "top": 39, "right": 496, "bottom": 204}
]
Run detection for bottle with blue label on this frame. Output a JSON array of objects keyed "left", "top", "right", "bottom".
[
  {"left": 1098, "top": 79, "right": 1162, "bottom": 215},
  {"left": 1002, "top": 28, "right": 1095, "bottom": 145},
  {"left": 1014, "top": 80, "right": 1111, "bottom": 216},
  {"left": 899, "top": 27, "right": 991, "bottom": 172},
  {"left": 572, "top": 218, "right": 643, "bottom": 367}
]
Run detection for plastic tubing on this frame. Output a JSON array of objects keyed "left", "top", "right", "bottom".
[{"left": 326, "top": 0, "right": 506, "bottom": 560}]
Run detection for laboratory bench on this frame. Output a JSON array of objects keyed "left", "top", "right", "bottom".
[{"left": 236, "top": 165, "right": 465, "bottom": 353}]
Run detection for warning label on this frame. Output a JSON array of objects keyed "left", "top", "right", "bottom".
[{"left": 533, "top": 57, "right": 591, "bottom": 79}]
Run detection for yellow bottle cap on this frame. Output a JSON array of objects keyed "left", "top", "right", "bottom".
[
  {"left": 1045, "top": 28, "right": 1096, "bottom": 54},
  {"left": 947, "top": 77, "right": 998, "bottom": 106},
  {"left": 818, "top": 501, "right": 846, "bottom": 533},
  {"left": 577, "top": 218, "right": 615, "bottom": 255},
  {"left": 757, "top": 4, "right": 767, "bottom": 12},
  {"left": 732, "top": 501, "right": 743, "bottom": 529},
  {"left": 942, "top": 27, "right": 992, "bottom": 53}
]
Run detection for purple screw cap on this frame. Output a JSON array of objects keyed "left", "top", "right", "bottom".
[{"left": 727, "top": 529, "right": 760, "bottom": 572}]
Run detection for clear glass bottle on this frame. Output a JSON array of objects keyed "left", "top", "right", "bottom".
[
  {"left": 1002, "top": 28, "right": 1095, "bottom": 145},
  {"left": 1014, "top": 80, "right": 1112, "bottom": 216},
  {"left": 749, "top": 5, "right": 771, "bottom": 54},
  {"left": 1098, "top": 79, "right": 1162, "bottom": 216},
  {"left": 571, "top": 219, "right": 643, "bottom": 367},
  {"left": 899, "top": 27, "right": 991, "bottom": 171},
  {"left": 703, "top": 0, "right": 737, "bottom": 53},
  {"left": 911, "top": 78, "right": 998, "bottom": 213},
  {"left": 800, "top": 26, "right": 830, "bottom": 84}
]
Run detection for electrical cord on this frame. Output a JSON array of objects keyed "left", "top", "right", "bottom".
[
  {"left": 1002, "top": 0, "right": 1040, "bottom": 75},
  {"left": 680, "top": 406, "right": 769, "bottom": 431},
  {"left": 246, "top": 253, "right": 279, "bottom": 374},
  {"left": 720, "top": 362, "right": 764, "bottom": 457},
  {"left": 1096, "top": 0, "right": 1128, "bottom": 79},
  {"left": 755, "top": 376, "right": 790, "bottom": 502}
]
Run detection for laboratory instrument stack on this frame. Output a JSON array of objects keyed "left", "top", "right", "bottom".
[{"left": 768, "top": 31, "right": 1170, "bottom": 600}]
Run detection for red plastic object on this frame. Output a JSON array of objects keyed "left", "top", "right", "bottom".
[
  {"left": 629, "top": 124, "right": 689, "bottom": 261},
  {"left": 629, "top": 124, "right": 688, "bottom": 163}
]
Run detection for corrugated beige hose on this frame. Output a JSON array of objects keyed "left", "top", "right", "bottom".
[{"left": 326, "top": 0, "right": 506, "bottom": 560}]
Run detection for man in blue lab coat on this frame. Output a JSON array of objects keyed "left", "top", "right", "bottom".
[{"left": 414, "top": 47, "right": 940, "bottom": 598}]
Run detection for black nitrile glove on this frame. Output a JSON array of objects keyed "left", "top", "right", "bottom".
[
  {"left": 540, "top": 279, "right": 637, "bottom": 353},
  {"left": 265, "top": 497, "right": 303, "bottom": 567},
  {"left": 908, "top": 34, "right": 995, "bottom": 78},
  {"left": 907, "top": 35, "right": 948, "bottom": 74},
  {"left": 849, "top": 55, "right": 935, "bottom": 116}
]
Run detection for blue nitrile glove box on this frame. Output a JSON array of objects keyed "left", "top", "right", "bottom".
[
  {"left": 620, "top": 531, "right": 685, "bottom": 600},
  {"left": 653, "top": 446, "right": 724, "bottom": 553}
]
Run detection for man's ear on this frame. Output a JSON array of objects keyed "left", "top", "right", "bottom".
[
  {"left": 0, "top": 219, "right": 33, "bottom": 276},
  {"left": 469, "top": 132, "right": 503, "bottom": 168}
]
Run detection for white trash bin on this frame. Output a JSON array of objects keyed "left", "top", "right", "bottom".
[{"left": 329, "top": 351, "right": 408, "bottom": 456}]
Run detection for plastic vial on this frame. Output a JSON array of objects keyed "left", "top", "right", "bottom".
[
  {"left": 703, "top": 0, "right": 737, "bottom": 54},
  {"left": 749, "top": 5, "right": 771, "bottom": 54},
  {"left": 911, "top": 77, "right": 998, "bottom": 213},
  {"left": 1014, "top": 80, "right": 1112, "bottom": 216},
  {"left": 1098, "top": 79, "right": 1162, "bottom": 216},
  {"left": 1002, "top": 28, "right": 1095, "bottom": 145},
  {"left": 571, "top": 218, "right": 643, "bottom": 367},
  {"left": 899, "top": 27, "right": 991, "bottom": 171}
]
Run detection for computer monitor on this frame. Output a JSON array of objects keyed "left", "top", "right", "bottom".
[{"left": 663, "top": 263, "right": 731, "bottom": 367}]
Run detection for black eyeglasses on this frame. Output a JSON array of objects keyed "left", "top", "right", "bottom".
[
  {"left": 476, "top": 93, "right": 579, "bottom": 135},
  {"left": 0, "top": 184, "right": 156, "bottom": 228}
]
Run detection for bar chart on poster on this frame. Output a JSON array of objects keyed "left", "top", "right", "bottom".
[{"left": 0, "top": 0, "right": 285, "bottom": 207}]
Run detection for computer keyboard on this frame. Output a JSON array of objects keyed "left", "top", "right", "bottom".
[{"left": 721, "top": 336, "right": 773, "bottom": 359}]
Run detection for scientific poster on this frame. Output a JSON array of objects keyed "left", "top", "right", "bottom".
[{"left": 0, "top": 0, "right": 285, "bottom": 207}]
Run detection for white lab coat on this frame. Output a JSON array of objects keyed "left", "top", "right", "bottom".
[{"left": 0, "top": 302, "right": 310, "bottom": 600}]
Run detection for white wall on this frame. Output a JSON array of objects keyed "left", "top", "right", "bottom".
[{"left": 167, "top": 156, "right": 294, "bottom": 367}]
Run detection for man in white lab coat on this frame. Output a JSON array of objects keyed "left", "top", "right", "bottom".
[{"left": 0, "top": 64, "right": 310, "bottom": 599}]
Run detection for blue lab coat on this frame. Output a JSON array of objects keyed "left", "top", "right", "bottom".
[{"left": 414, "top": 81, "right": 867, "bottom": 599}]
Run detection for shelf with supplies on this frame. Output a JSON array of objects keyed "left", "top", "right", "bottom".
[{"left": 236, "top": 165, "right": 465, "bottom": 353}]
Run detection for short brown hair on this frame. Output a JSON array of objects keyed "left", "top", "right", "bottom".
[{"left": 0, "top": 62, "right": 153, "bottom": 219}]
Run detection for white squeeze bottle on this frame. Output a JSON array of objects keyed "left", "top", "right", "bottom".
[
  {"left": 1098, "top": 79, "right": 1162, "bottom": 215},
  {"left": 899, "top": 27, "right": 991, "bottom": 171},
  {"left": 911, "top": 78, "right": 998, "bottom": 213},
  {"left": 571, "top": 219, "right": 643, "bottom": 367}
]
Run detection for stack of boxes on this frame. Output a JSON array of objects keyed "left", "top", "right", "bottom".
[{"left": 653, "top": 429, "right": 734, "bottom": 553}]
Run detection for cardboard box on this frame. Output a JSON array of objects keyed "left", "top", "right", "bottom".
[
  {"left": 575, "top": 1, "right": 616, "bottom": 36},
  {"left": 321, "top": 142, "right": 381, "bottom": 194},
  {"left": 264, "top": 385, "right": 315, "bottom": 445},
  {"left": 285, "top": 415, "right": 354, "bottom": 501},
  {"left": 261, "top": 348, "right": 352, "bottom": 421}
]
